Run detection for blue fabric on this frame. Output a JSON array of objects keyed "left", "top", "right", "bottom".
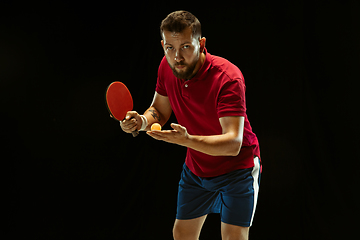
[{"left": 176, "top": 159, "right": 261, "bottom": 227}]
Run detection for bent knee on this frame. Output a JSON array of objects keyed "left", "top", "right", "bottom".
[
  {"left": 221, "top": 223, "right": 249, "bottom": 240},
  {"left": 173, "top": 224, "right": 193, "bottom": 240},
  {"left": 173, "top": 218, "right": 205, "bottom": 240}
]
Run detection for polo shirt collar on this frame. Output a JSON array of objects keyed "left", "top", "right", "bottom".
[{"left": 189, "top": 48, "right": 211, "bottom": 81}]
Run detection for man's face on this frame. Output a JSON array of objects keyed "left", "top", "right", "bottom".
[{"left": 161, "top": 27, "right": 202, "bottom": 80}]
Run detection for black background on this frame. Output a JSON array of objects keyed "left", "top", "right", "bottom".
[{"left": 2, "top": 1, "right": 359, "bottom": 239}]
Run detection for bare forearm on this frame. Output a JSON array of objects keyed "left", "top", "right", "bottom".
[
  {"left": 142, "top": 106, "right": 169, "bottom": 131},
  {"left": 185, "top": 133, "right": 242, "bottom": 156}
]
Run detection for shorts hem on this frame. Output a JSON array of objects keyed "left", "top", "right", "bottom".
[
  {"left": 176, "top": 212, "right": 210, "bottom": 220},
  {"left": 221, "top": 219, "right": 251, "bottom": 228}
]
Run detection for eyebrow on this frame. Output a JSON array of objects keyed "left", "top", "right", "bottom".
[{"left": 165, "top": 41, "right": 192, "bottom": 46}]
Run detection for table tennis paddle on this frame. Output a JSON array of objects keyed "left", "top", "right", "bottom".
[{"left": 106, "top": 81, "right": 139, "bottom": 137}]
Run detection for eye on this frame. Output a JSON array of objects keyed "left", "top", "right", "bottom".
[
  {"left": 183, "top": 45, "right": 190, "bottom": 49},
  {"left": 166, "top": 46, "right": 173, "bottom": 50}
]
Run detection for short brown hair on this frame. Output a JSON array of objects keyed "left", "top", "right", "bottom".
[{"left": 160, "top": 10, "right": 201, "bottom": 39}]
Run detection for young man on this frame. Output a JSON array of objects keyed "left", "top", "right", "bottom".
[{"left": 120, "top": 11, "right": 261, "bottom": 240}]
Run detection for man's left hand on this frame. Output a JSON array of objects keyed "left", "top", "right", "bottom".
[{"left": 146, "top": 123, "right": 189, "bottom": 146}]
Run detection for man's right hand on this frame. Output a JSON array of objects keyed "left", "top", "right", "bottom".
[{"left": 119, "top": 111, "right": 142, "bottom": 134}]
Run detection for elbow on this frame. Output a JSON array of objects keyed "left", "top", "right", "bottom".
[{"left": 228, "top": 139, "right": 242, "bottom": 156}]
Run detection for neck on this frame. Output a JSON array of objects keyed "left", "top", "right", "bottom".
[{"left": 189, "top": 52, "right": 206, "bottom": 79}]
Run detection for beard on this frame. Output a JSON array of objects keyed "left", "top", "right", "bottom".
[{"left": 167, "top": 56, "right": 199, "bottom": 80}]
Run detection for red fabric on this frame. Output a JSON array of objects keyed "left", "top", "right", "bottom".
[{"left": 156, "top": 49, "right": 260, "bottom": 177}]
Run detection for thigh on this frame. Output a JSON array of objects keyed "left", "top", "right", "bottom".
[{"left": 173, "top": 215, "right": 207, "bottom": 240}]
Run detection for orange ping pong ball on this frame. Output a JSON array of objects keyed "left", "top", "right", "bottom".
[{"left": 151, "top": 123, "right": 162, "bottom": 131}]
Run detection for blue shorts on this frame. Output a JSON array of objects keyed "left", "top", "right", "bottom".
[{"left": 176, "top": 156, "right": 261, "bottom": 227}]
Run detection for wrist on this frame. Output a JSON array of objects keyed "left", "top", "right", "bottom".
[{"left": 139, "top": 115, "right": 148, "bottom": 131}]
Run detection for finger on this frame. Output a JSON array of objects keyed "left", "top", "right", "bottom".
[
  {"left": 129, "top": 124, "right": 138, "bottom": 132},
  {"left": 148, "top": 129, "right": 169, "bottom": 136},
  {"left": 148, "top": 130, "right": 171, "bottom": 135},
  {"left": 146, "top": 131, "right": 163, "bottom": 140},
  {"left": 122, "top": 118, "right": 136, "bottom": 125},
  {"left": 171, "top": 123, "right": 184, "bottom": 132},
  {"left": 125, "top": 111, "right": 138, "bottom": 120},
  {"left": 121, "top": 119, "right": 137, "bottom": 130}
]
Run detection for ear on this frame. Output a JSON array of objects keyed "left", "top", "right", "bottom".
[
  {"left": 199, "top": 37, "right": 206, "bottom": 53},
  {"left": 161, "top": 40, "right": 164, "bottom": 48}
]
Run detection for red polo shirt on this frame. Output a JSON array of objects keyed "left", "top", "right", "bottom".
[{"left": 156, "top": 48, "right": 260, "bottom": 177}]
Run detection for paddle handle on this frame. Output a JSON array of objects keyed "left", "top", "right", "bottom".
[{"left": 132, "top": 130, "right": 139, "bottom": 137}]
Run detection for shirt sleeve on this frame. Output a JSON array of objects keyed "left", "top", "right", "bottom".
[
  {"left": 217, "top": 78, "right": 247, "bottom": 118},
  {"left": 155, "top": 57, "right": 168, "bottom": 96}
]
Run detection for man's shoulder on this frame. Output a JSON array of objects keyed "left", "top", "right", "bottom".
[{"left": 209, "top": 53, "right": 243, "bottom": 80}]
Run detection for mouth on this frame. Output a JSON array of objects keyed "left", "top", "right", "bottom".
[{"left": 175, "top": 65, "right": 186, "bottom": 70}]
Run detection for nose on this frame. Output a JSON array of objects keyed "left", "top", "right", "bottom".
[{"left": 174, "top": 50, "right": 184, "bottom": 62}]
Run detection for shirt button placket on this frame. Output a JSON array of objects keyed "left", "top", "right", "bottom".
[{"left": 182, "top": 82, "right": 190, "bottom": 98}]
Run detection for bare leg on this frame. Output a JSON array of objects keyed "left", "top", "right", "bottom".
[
  {"left": 221, "top": 222, "right": 249, "bottom": 240},
  {"left": 173, "top": 215, "right": 207, "bottom": 240}
]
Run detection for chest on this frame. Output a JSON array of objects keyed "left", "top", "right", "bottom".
[{"left": 165, "top": 75, "right": 224, "bottom": 135}]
